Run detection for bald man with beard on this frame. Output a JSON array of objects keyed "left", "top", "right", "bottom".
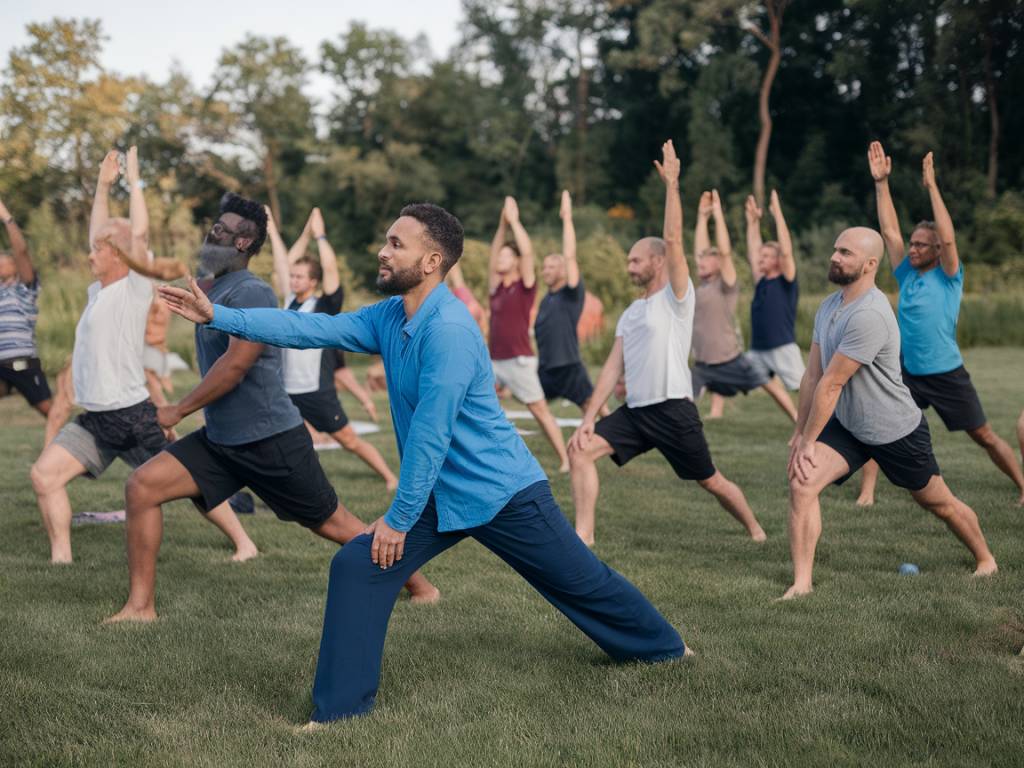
[{"left": 782, "top": 227, "right": 998, "bottom": 600}]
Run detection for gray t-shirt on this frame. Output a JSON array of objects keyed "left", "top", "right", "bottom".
[
  {"left": 812, "top": 287, "right": 921, "bottom": 445},
  {"left": 196, "top": 269, "right": 302, "bottom": 445}
]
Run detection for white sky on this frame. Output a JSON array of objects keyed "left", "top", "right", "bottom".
[{"left": 0, "top": 1, "right": 465, "bottom": 101}]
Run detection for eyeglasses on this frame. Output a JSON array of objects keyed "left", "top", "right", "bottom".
[
  {"left": 210, "top": 220, "right": 239, "bottom": 239},
  {"left": 908, "top": 241, "right": 937, "bottom": 250}
]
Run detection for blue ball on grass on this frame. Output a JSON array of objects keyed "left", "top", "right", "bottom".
[{"left": 898, "top": 562, "right": 920, "bottom": 576}]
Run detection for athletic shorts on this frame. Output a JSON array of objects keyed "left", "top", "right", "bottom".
[
  {"left": 142, "top": 345, "right": 170, "bottom": 378},
  {"left": 594, "top": 398, "right": 715, "bottom": 481},
  {"left": 289, "top": 389, "right": 349, "bottom": 434},
  {"left": 691, "top": 353, "right": 772, "bottom": 398},
  {"left": 0, "top": 356, "right": 52, "bottom": 405},
  {"left": 745, "top": 343, "right": 805, "bottom": 391},
  {"left": 53, "top": 399, "right": 168, "bottom": 479},
  {"left": 901, "top": 365, "right": 986, "bottom": 433},
  {"left": 331, "top": 348, "right": 347, "bottom": 371},
  {"left": 492, "top": 356, "right": 545, "bottom": 404},
  {"left": 165, "top": 424, "right": 338, "bottom": 528},
  {"left": 539, "top": 362, "right": 594, "bottom": 407},
  {"left": 819, "top": 415, "right": 940, "bottom": 492}
]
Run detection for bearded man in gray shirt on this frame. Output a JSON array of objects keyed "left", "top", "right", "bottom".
[{"left": 781, "top": 227, "right": 997, "bottom": 600}]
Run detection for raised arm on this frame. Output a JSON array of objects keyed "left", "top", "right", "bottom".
[
  {"left": 560, "top": 190, "right": 579, "bottom": 289},
  {"left": 0, "top": 195, "right": 34, "bottom": 284},
  {"left": 867, "top": 141, "right": 905, "bottom": 270},
  {"left": 711, "top": 189, "right": 736, "bottom": 287},
  {"left": 310, "top": 207, "right": 341, "bottom": 295},
  {"left": 266, "top": 205, "right": 290, "bottom": 298},
  {"left": 118, "top": 147, "right": 184, "bottom": 281},
  {"left": 504, "top": 196, "right": 535, "bottom": 289},
  {"left": 695, "top": 191, "right": 712, "bottom": 260},
  {"left": 922, "top": 152, "right": 959, "bottom": 277},
  {"left": 90, "top": 150, "right": 121, "bottom": 246},
  {"left": 287, "top": 211, "right": 314, "bottom": 264},
  {"left": 488, "top": 205, "right": 509, "bottom": 294},
  {"left": 744, "top": 195, "right": 764, "bottom": 282},
  {"left": 654, "top": 140, "right": 689, "bottom": 298},
  {"left": 769, "top": 189, "right": 796, "bottom": 282}
]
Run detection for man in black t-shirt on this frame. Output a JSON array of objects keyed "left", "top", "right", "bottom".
[{"left": 535, "top": 191, "right": 604, "bottom": 415}]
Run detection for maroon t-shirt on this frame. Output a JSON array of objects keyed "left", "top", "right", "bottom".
[{"left": 489, "top": 279, "right": 537, "bottom": 359}]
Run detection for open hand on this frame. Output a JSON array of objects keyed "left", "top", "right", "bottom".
[
  {"left": 653, "top": 139, "right": 680, "bottom": 186},
  {"left": 745, "top": 195, "right": 762, "bottom": 224},
  {"left": 99, "top": 150, "right": 121, "bottom": 186},
  {"left": 126, "top": 146, "right": 141, "bottom": 187},
  {"left": 310, "top": 207, "right": 326, "bottom": 238},
  {"left": 503, "top": 196, "right": 520, "bottom": 225},
  {"left": 568, "top": 418, "right": 596, "bottom": 454},
  {"left": 711, "top": 189, "right": 724, "bottom": 216},
  {"left": 698, "top": 191, "right": 714, "bottom": 218},
  {"left": 769, "top": 189, "right": 782, "bottom": 219},
  {"left": 867, "top": 141, "right": 892, "bottom": 182},
  {"left": 157, "top": 275, "right": 214, "bottom": 324},
  {"left": 560, "top": 190, "right": 572, "bottom": 221},
  {"left": 365, "top": 517, "right": 407, "bottom": 569},
  {"left": 921, "top": 152, "right": 936, "bottom": 190},
  {"left": 264, "top": 205, "right": 278, "bottom": 234}
]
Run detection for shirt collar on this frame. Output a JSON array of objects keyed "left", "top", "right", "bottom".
[{"left": 402, "top": 282, "right": 451, "bottom": 339}]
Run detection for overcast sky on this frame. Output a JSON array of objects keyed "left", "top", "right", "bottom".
[{"left": 1, "top": 1, "right": 464, "bottom": 100}]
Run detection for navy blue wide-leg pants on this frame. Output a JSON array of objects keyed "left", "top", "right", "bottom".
[{"left": 310, "top": 481, "right": 685, "bottom": 722}]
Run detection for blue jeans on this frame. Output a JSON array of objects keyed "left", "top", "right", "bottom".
[{"left": 311, "top": 480, "right": 686, "bottom": 722}]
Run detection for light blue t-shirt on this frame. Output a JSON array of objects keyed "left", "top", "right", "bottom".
[{"left": 893, "top": 259, "right": 964, "bottom": 376}]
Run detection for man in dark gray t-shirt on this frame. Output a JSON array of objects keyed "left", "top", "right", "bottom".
[{"left": 780, "top": 226, "right": 997, "bottom": 602}]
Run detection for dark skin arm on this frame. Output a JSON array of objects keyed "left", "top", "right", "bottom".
[
  {"left": 157, "top": 338, "right": 264, "bottom": 428},
  {"left": 0, "top": 196, "right": 34, "bottom": 283}
]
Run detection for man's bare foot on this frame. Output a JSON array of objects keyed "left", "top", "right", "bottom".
[
  {"left": 103, "top": 605, "right": 158, "bottom": 624},
  {"left": 1017, "top": 491, "right": 1024, "bottom": 507},
  {"left": 777, "top": 584, "right": 813, "bottom": 601},
  {"left": 295, "top": 721, "right": 327, "bottom": 734},
  {"left": 855, "top": 494, "right": 874, "bottom": 507},
  {"left": 576, "top": 530, "right": 594, "bottom": 547},
  {"left": 557, "top": 463, "right": 570, "bottom": 474},
  {"left": 386, "top": 478, "right": 399, "bottom": 493},
  {"left": 50, "top": 555, "right": 73, "bottom": 565},
  {"left": 707, "top": 412, "right": 723, "bottom": 420},
  {"left": 231, "top": 542, "right": 260, "bottom": 562},
  {"left": 683, "top": 645, "right": 696, "bottom": 659},
  {"left": 408, "top": 585, "right": 441, "bottom": 605},
  {"left": 748, "top": 526, "right": 767, "bottom": 542},
  {"left": 973, "top": 558, "right": 998, "bottom": 577}
]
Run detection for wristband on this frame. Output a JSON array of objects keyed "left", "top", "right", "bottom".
[
  {"left": 133, "top": 180, "right": 145, "bottom": 190},
  {"left": 316, "top": 235, "right": 327, "bottom": 241}
]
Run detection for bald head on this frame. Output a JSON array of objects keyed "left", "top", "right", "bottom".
[
  {"left": 627, "top": 236, "right": 667, "bottom": 289},
  {"left": 828, "top": 227, "right": 884, "bottom": 287},
  {"left": 94, "top": 218, "right": 132, "bottom": 256},
  {"left": 632, "top": 237, "right": 667, "bottom": 260},
  {"left": 841, "top": 227, "right": 885, "bottom": 263}
]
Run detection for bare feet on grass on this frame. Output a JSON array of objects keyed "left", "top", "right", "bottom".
[
  {"left": 749, "top": 525, "right": 767, "bottom": 543},
  {"left": 103, "top": 605, "right": 158, "bottom": 624},
  {"left": 409, "top": 584, "right": 441, "bottom": 605},
  {"left": 386, "top": 478, "right": 399, "bottom": 493},
  {"left": 295, "top": 721, "right": 327, "bottom": 735},
  {"left": 231, "top": 542, "right": 260, "bottom": 562},
  {"left": 973, "top": 558, "right": 998, "bottom": 577},
  {"left": 777, "top": 583, "right": 813, "bottom": 601},
  {"left": 557, "top": 463, "right": 570, "bottom": 474},
  {"left": 576, "top": 529, "right": 595, "bottom": 548},
  {"left": 855, "top": 493, "right": 874, "bottom": 507}
]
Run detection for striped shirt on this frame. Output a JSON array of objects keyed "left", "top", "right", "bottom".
[{"left": 0, "top": 278, "right": 40, "bottom": 360}]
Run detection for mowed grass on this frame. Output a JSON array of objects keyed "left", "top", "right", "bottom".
[{"left": 1, "top": 349, "right": 1023, "bottom": 767}]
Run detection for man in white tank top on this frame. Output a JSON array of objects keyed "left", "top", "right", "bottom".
[{"left": 566, "top": 141, "right": 765, "bottom": 547}]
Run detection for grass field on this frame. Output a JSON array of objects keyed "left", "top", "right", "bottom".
[{"left": 2, "top": 349, "right": 1023, "bottom": 767}]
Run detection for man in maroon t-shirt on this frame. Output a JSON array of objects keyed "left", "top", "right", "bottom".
[{"left": 489, "top": 196, "right": 569, "bottom": 472}]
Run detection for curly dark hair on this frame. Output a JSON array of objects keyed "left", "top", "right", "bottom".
[
  {"left": 400, "top": 203, "right": 464, "bottom": 275},
  {"left": 219, "top": 192, "right": 268, "bottom": 257}
]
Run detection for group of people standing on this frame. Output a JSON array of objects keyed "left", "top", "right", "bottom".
[{"left": 1, "top": 137, "right": 1021, "bottom": 728}]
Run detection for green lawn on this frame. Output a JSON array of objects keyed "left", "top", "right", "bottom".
[{"left": 2, "top": 349, "right": 1023, "bottom": 767}]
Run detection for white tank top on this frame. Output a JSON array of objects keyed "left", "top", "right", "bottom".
[{"left": 282, "top": 293, "right": 324, "bottom": 394}]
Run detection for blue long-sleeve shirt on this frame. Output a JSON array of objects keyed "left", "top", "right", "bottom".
[{"left": 208, "top": 282, "right": 547, "bottom": 532}]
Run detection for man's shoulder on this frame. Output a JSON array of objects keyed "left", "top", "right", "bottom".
[{"left": 218, "top": 271, "right": 276, "bottom": 308}]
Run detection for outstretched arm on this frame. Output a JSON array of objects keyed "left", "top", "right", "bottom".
[
  {"left": 744, "top": 195, "right": 764, "bottom": 283},
  {"left": 922, "top": 152, "right": 960, "bottom": 277},
  {"left": 266, "top": 205, "right": 290, "bottom": 298},
  {"left": 504, "top": 197, "right": 536, "bottom": 289},
  {"left": 560, "top": 190, "right": 579, "bottom": 289},
  {"left": 695, "top": 191, "right": 712, "bottom": 260},
  {"left": 0, "top": 195, "right": 34, "bottom": 284},
  {"left": 867, "top": 141, "right": 905, "bottom": 270},
  {"left": 769, "top": 189, "right": 796, "bottom": 282},
  {"left": 654, "top": 140, "right": 689, "bottom": 298},
  {"left": 488, "top": 205, "right": 508, "bottom": 294},
  {"left": 310, "top": 207, "right": 341, "bottom": 295},
  {"left": 711, "top": 189, "right": 737, "bottom": 287},
  {"left": 90, "top": 150, "right": 120, "bottom": 247}
]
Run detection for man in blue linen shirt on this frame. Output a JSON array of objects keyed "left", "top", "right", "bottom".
[{"left": 160, "top": 202, "right": 686, "bottom": 725}]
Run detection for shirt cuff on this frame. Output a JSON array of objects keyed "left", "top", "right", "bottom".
[
  {"left": 209, "top": 303, "right": 239, "bottom": 330},
  {"left": 383, "top": 503, "right": 416, "bottom": 533}
]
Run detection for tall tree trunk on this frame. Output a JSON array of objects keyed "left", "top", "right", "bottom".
[
  {"left": 751, "top": 5, "right": 784, "bottom": 207},
  {"left": 575, "top": 33, "right": 590, "bottom": 204},
  {"left": 982, "top": 28, "right": 999, "bottom": 200}
]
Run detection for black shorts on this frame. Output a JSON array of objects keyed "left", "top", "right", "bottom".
[
  {"left": 819, "top": 415, "right": 940, "bottom": 492},
  {"left": 0, "top": 356, "right": 52, "bottom": 405},
  {"left": 289, "top": 389, "right": 349, "bottom": 434},
  {"left": 165, "top": 424, "right": 339, "bottom": 529},
  {"left": 594, "top": 398, "right": 715, "bottom": 481},
  {"left": 901, "top": 365, "right": 986, "bottom": 432},
  {"left": 692, "top": 354, "right": 771, "bottom": 397},
  {"left": 539, "top": 363, "right": 594, "bottom": 406}
]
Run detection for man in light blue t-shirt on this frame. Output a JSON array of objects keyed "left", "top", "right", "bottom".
[
  {"left": 859, "top": 142, "right": 1024, "bottom": 506},
  {"left": 782, "top": 226, "right": 996, "bottom": 600}
]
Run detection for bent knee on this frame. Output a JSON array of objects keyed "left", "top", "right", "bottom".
[
  {"left": 969, "top": 425, "right": 997, "bottom": 447},
  {"left": 336, "top": 430, "right": 359, "bottom": 450},
  {"left": 30, "top": 462, "right": 55, "bottom": 494},
  {"left": 329, "top": 538, "right": 374, "bottom": 581},
  {"left": 697, "top": 472, "right": 726, "bottom": 492}
]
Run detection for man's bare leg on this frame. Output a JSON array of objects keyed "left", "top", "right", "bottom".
[
  {"left": 966, "top": 423, "right": 1024, "bottom": 505},
  {"left": 332, "top": 424, "right": 398, "bottom": 492},
  {"left": 568, "top": 434, "right": 615, "bottom": 546},
  {"left": 526, "top": 398, "right": 569, "bottom": 473},
  {"left": 1018, "top": 410, "right": 1024, "bottom": 504},
  {"left": 857, "top": 460, "right": 879, "bottom": 507},
  {"left": 780, "top": 443, "right": 851, "bottom": 600},
  {"left": 314, "top": 505, "right": 440, "bottom": 603},
  {"left": 205, "top": 501, "right": 260, "bottom": 562},
  {"left": 30, "top": 443, "right": 89, "bottom": 563},
  {"left": 32, "top": 398, "right": 52, "bottom": 417},
  {"left": 708, "top": 393, "right": 725, "bottom": 419},
  {"left": 580, "top": 396, "right": 610, "bottom": 419},
  {"left": 761, "top": 376, "right": 798, "bottom": 422},
  {"left": 696, "top": 470, "right": 766, "bottom": 541},
  {"left": 909, "top": 475, "right": 998, "bottom": 576}
]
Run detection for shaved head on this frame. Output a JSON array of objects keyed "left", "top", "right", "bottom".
[
  {"left": 632, "top": 236, "right": 667, "bottom": 261},
  {"left": 627, "top": 236, "right": 667, "bottom": 289},
  {"left": 840, "top": 226, "right": 885, "bottom": 263},
  {"left": 829, "top": 227, "right": 884, "bottom": 287}
]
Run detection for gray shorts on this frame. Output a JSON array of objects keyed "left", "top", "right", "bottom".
[
  {"left": 745, "top": 343, "right": 805, "bottom": 390},
  {"left": 692, "top": 353, "right": 772, "bottom": 398},
  {"left": 492, "top": 356, "right": 545, "bottom": 404},
  {"left": 53, "top": 420, "right": 165, "bottom": 480}
]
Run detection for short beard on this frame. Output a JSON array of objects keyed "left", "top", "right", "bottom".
[
  {"left": 376, "top": 261, "right": 424, "bottom": 295},
  {"left": 828, "top": 264, "right": 857, "bottom": 286},
  {"left": 196, "top": 243, "right": 247, "bottom": 279}
]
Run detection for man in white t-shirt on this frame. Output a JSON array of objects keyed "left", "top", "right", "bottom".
[
  {"left": 29, "top": 147, "right": 256, "bottom": 564},
  {"left": 567, "top": 141, "right": 765, "bottom": 546}
]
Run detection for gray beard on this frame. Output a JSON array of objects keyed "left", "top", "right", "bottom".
[{"left": 196, "top": 243, "right": 247, "bottom": 279}]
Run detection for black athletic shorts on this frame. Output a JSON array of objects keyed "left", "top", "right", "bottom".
[
  {"left": 289, "top": 389, "right": 349, "bottom": 434},
  {"left": 691, "top": 353, "right": 771, "bottom": 397},
  {"left": 819, "top": 415, "right": 940, "bottom": 492},
  {"left": 594, "top": 398, "right": 715, "bottom": 481},
  {"left": 0, "top": 356, "right": 52, "bottom": 405},
  {"left": 165, "top": 424, "right": 339, "bottom": 528},
  {"left": 901, "top": 365, "right": 986, "bottom": 432},
  {"left": 76, "top": 398, "right": 168, "bottom": 454},
  {"left": 539, "top": 362, "right": 594, "bottom": 407}
]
